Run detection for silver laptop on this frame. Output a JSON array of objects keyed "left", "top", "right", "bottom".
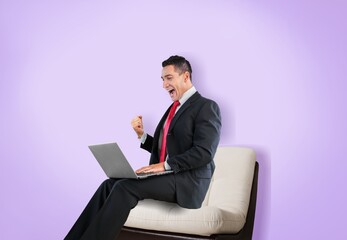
[{"left": 88, "top": 142, "right": 173, "bottom": 179}]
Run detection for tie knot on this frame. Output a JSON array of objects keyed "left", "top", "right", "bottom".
[{"left": 170, "top": 101, "right": 180, "bottom": 113}]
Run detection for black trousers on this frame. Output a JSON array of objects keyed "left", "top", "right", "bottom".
[{"left": 64, "top": 174, "right": 176, "bottom": 240}]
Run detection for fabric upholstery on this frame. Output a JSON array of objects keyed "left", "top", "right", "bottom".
[{"left": 124, "top": 146, "right": 256, "bottom": 236}]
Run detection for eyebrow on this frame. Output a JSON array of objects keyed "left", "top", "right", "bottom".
[{"left": 161, "top": 74, "right": 173, "bottom": 80}]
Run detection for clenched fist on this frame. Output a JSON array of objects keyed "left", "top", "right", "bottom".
[{"left": 131, "top": 115, "right": 144, "bottom": 139}]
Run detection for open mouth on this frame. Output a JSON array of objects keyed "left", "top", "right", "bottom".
[{"left": 168, "top": 89, "right": 175, "bottom": 97}]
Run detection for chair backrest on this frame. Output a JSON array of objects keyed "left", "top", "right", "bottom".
[{"left": 204, "top": 146, "right": 256, "bottom": 218}]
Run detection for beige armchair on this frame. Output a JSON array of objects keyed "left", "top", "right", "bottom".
[{"left": 119, "top": 146, "right": 259, "bottom": 240}]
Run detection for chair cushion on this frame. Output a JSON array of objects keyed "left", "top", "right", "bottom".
[{"left": 124, "top": 146, "right": 256, "bottom": 236}]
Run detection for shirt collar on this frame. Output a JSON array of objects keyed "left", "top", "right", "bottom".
[{"left": 179, "top": 86, "right": 196, "bottom": 106}]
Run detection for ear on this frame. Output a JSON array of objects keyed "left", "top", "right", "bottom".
[{"left": 184, "top": 71, "right": 190, "bottom": 82}]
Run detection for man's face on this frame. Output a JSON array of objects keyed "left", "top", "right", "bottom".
[{"left": 161, "top": 65, "right": 190, "bottom": 102}]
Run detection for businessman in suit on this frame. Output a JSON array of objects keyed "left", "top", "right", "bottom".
[{"left": 64, "top": 55, "right": 222, "bottom": 240}]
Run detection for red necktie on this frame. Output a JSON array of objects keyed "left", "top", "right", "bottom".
[{"left": 159, "top": 101, "right": 180, "bottom": 162}]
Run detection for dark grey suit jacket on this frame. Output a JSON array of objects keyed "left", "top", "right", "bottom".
[{"left": 141, "top": 92, "right": 222, "bottom": 209}]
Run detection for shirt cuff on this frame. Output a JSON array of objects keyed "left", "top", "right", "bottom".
[
  {"left": 139, "top": 133, "right": 147, "bottom": 144},
  {"left": 164, "top": 160, "right": 172, "bottom": 170}
]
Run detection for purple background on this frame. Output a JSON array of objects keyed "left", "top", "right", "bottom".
[{"left": 1, "top": 0, "right": 346, "bottom": 239}]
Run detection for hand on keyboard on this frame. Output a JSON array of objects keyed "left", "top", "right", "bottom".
[{"left": 135, "top": 162, "right": 165, "bottom": 174}]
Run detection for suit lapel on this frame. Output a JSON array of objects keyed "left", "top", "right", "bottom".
[
  {"left": 153, "top": 104, "right": 172, "bottom": 148},
  {"left": 154, "top": 91, "right": 201, "bottom": 141},
  {"left": 168, "top": 92, "right": 201, "bottom": 132}
]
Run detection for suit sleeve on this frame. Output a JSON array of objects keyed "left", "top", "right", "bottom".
[
  {"left": 140, "top": 134, "right": 153, "bottom": 153},
  {"left": 167, "top": 100, "right": 222, "bottom": 173}
]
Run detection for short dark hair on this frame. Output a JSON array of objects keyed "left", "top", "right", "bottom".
[{"left": 162, "top": 55, "right": 193, "bottom": 81}]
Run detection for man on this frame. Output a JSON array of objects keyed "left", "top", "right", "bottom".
[{"left": 64, "top": 55, "right": 222, "bottom": 240}]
